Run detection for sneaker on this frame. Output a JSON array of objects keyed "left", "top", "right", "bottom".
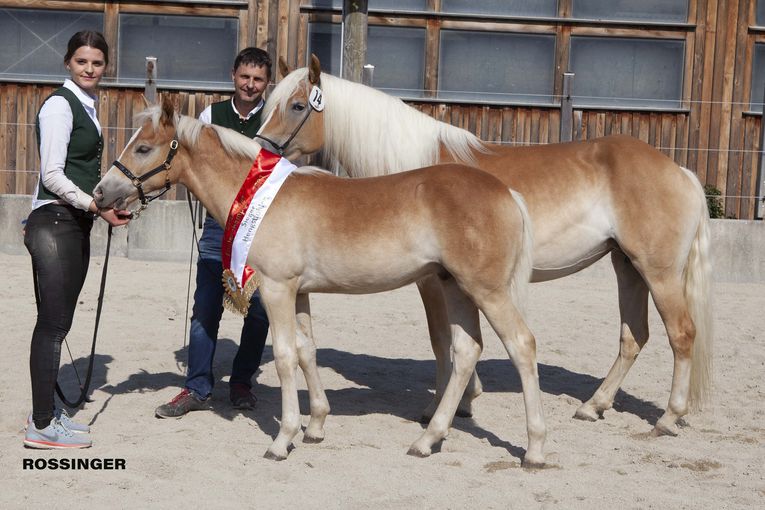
[
  {"left": 155, "top": 389, "right": 209, "bottom": 419},
  {"left": 230, "top": 383, "right": 257, "bottom": 410},
  {"left": 23, "top": 417, "right": 92, "bottom": 449},
  {"left": 27, "top": 409, "right": 90, "bottom": 434}
]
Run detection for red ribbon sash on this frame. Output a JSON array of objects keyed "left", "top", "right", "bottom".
[{"left": 221, "top": 149, "right": 282, "bottom": 287}]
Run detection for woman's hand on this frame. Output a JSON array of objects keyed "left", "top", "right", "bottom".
[{"left": 97, "top": 207, "right": 133, "bottom": 227}]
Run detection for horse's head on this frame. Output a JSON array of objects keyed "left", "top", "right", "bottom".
[
  {"left": 257, "top": 54, "right": 325, "bottom": 160},
  {"left": 94, "top": 95, "right": 184, "bottom": 210}
]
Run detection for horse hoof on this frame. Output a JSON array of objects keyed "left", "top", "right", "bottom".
[
  {"left": 455, "top": 408, "right": 473, "bottom": 418},
  {"left": 651, "top": 423, "right": 679, "bottom": 437},
  {"left": 303, "top": 435, "right": 324, "bottom": 444},
  {"left": 521, "top": 455, "right": 546, "bottom": 469},
  {"left": 573, "top": 405, "right": 600, "bottom": 422},
  {"left": 406, "top": 446, "right": 431, "bottom": 458},
  {"left": 263, "top": 450, "right": 288, "bottom": 461}
]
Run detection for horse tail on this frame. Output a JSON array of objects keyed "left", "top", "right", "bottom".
[
  {"left": 681, "top": 167, "right": 713, "bottom": 411},
  {"left": 509, "top": 189, "right": 534, "bottom": 318}
]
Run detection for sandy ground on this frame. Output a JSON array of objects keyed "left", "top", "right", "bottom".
[{"left": 0, "top": 249, "right": 763, "bottom": 509}]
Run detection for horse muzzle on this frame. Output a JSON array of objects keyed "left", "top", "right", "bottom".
[{"left": 93, "top": 171, "right": 136, "bottom": 210}]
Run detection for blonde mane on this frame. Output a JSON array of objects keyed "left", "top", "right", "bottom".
[
  {"left": 264, "top": 69, "right": 487, "bottom": 178},
  {"left": 135, "top": 105, "right": 263, "bottom": 162}
]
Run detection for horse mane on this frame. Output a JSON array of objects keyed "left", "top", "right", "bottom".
[
  {"left": 264, "top": 69, "right": 487, "bottom": 178},
  {"left": 134, "top": 105, "right": 263, "bottom": 162}
]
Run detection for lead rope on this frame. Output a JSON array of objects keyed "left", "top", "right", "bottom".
[
  {"left": 32, "top": 225, "right": 113, "bottom": 409},
  {"left": 178, "top": 193, "right": 201, "bottom": 375}
]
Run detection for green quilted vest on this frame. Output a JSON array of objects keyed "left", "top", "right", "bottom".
[{"left": 35, "top": 87, "right": 103, "bottom": 201}]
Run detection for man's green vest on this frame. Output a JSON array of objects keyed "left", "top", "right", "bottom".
[
  {"left": 35, "top": 87, "right": 103, "bottom": 201},
  {"left": 210, "top": 100, "right": 262, "bottom": 136},
  {"left": 206, "top": 100, "right": 264, "bottom": 222}
]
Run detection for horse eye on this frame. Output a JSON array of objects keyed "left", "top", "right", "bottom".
[
  {"left": 135, "top": 145, "right": 151, "bottom": 155},
  {"left": 292, "top": 102, "right": 306, "bottom": 112}
]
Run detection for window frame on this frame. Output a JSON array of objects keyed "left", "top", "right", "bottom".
[
  {"left": 299, "top": 1, "right": 694, "bottom": 111},
  {"left": 747, "top": 3, "right": 765, "bottom": 114},
  {"left": 115, "top": 11, "right": 240, "bottom": 89},
  {"left": 0, "top": 1, "right": 245, "bottom": 91}
]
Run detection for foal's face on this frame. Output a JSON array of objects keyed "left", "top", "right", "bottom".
[
  {"left": 94, "top": 101, "right": 181, "bottom": 209},
  {"left": 258, "top": 79, "right": 325, "bottom": 160}
]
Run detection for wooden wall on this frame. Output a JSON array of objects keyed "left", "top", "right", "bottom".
[
  {"left": 1, "top": 0, "right": 763, "bottom": 218},
  {"left": 0, "top": 82, "right": 226, "bottom": 200}
]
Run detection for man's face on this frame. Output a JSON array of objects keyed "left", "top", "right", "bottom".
[{"left": 232, "top": 63, "right": 269, "bottom": 104}]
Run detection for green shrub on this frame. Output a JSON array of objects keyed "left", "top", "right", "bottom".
[{"left": 704, "top": 185, "right": 724, "bottom": 219}]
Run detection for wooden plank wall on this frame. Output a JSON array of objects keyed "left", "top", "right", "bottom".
[
  {"left": 1, "top": 0, "right": 763, "bottom": 218},
  {"left": 0, "top": 83, "right": 226, "bottom": 200}
]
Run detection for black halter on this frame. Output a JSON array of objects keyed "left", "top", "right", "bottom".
[
  {"left": 112, "top": 138, "right": 178, "bottom": 209},
  {"left": 254, "top": 100, "right": 315, "bottom": 157}
]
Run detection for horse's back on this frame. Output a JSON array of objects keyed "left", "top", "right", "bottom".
[
  {"left": 252, "top": 164, "right": 525, "bottom": 293},
  {"left": 463, "top": 134, "right": 704, "bottom": 275}
]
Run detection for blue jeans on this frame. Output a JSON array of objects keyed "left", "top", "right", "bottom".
[{"left": 186, "top": 218, "right": 269, "bottom": 399}]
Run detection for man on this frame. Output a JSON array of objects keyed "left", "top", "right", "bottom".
[{"left": 155, "top": 47, "right": 272, "bottom": 418}]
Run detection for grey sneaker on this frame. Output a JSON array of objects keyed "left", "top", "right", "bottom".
[
  {"left": 24, "top": 417, "right": 92, "bottom": 449},
  {"left": 155, "top": 389, "right": 209, "bottom": 419},
  {"left": 27, "top": 409, "right": 90, "bottom": 434}
]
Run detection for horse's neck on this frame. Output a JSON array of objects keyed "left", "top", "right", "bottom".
[{"left": 179, "top": 142, "right": 250, "bottom": 226}]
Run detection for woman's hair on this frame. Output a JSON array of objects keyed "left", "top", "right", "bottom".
[{"left": 64, "top": 30, "right": 109, "bottom": 66}]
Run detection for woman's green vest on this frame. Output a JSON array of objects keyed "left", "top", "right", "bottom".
[{"left": 35, "top": 87, "right": 103, "bottom": 200}]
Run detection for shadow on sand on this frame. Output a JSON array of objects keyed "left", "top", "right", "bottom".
[{"left": 63, "top": 342, "right": 663, "bottom": 461}]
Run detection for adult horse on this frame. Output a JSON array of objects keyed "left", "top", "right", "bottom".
[
  {"left": 257, "top": 56, "right": 713, "bottom": 437},
  {"left": 93, "top": 97, "right": 546, "bottom": 465}
]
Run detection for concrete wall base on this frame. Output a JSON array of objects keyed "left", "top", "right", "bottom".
[{"left": 2, "top": 194, "right": 763, "bottom": 282}]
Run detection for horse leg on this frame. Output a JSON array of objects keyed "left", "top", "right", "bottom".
[
  {"left": 646, "top": 274, "right": 697, "bottom": 436},
  {"left": 408, "top": 279, "right": 482, "bottom": 457},
  {"left": 295, "top": 294, "right": 331, "bottom": 443},
  {"left": 575, "top": 251, "right": 649, "bottom": 421},
  {"left": 417, "top": 275, "right": 481, "bottom": 421},
  {"left": 479, "top": 291, "right": 546, "bottom": 468},
  {"left": 259, "top": 280, "right": 302, "bottom": 460}
]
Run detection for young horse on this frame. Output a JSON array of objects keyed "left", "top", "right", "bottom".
[
  {"left": 93, "top": 97, "right": 546, "bottom": 465},
  {"left": 257, "top": 56, "right": 713, "bottom": 437}
]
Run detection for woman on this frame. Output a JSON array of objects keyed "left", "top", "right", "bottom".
[{"left": 23, "top": 31, "right": 132, "bottom": 449}]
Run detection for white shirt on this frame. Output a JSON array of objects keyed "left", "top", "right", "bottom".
[
  {"left": 198, "top": 97, "right": 264, "bottom": 125},
  {"left": 32, "top": 79, "right": 102, "bottom": 212}
]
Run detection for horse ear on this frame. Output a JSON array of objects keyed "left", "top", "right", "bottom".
[
  {"left": 160, "top": 94, "right": 175, "bottom": 126},
  {"left": 308, "top": 53, "right": 321, "bottom": 85},
  {"left": 278, "top": 56, "right": 291, "bottom": 79}
]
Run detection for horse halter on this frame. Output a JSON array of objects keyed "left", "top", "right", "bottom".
[
  {"left": 112, "top": 138, "right": 178, "bottom": 213},
  {"left": 255, "top": 85, "right": 323, "bottom": 156}
]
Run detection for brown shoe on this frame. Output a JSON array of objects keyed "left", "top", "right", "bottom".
[
  {"left": 229, "top": 383, "right": 257, "bottom": 409},
  {"left": 155, "top": 389, "right": 209, "bottom": 419}
]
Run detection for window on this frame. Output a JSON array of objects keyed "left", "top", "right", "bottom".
[
  {"left": 441, "top": 0, "right": 558, "bottom": 17},
  {"left": 758, "top": 0, "right": 765, "bottom": 27},
  {"left": 308, "top": 23, "right": 426, "bottom": 98},
  {"left": 751, "top": 43, "right": 765, "bottom": 113},
  {"left": 573, "top": 0, "right": 688, "bottom": 23},
  {"left": 118, "top": 14, "right": 238, "bottom": 88},
  {"left": 304, "top": 2, "right": 692, "bottom": 108},
  {"left": 569, "top": 36, "right": 684, "bottom": 108},
  {"left": 438, "top": 30, "right": 556, "bottom": 104},
  {"left": 308, "top": 22, "right": 342, "bottom": 77},
  {"left": 0, "top": 9, "right": 104, "bottom": 81}
]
